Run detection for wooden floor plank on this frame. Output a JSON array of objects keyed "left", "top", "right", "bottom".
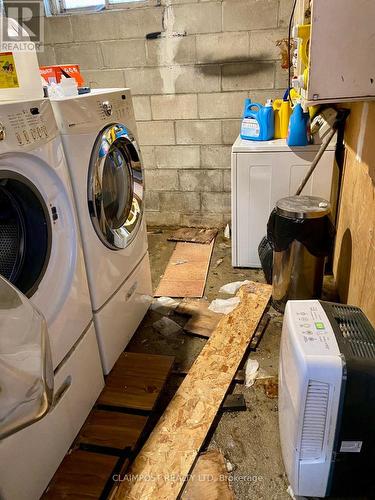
[
  {"left": 42, "top": 450, "right": 118, "bottom": 499},
  {"left": 115, "top": 282, "right": 272, "bottom": 500},
  {"left": 98, "top": 352, "right": 174, "bottom": 411},
  {"left": 177, "top": 298, "right": 223, "bottom": 338},
  {"left": 167, "top": 227, "right": 218, "bottom": 244},
  {"left": 78, "top": 410, "right": 148, "bottom": 451},
  {"left": 154, "top": 241, "right": 214, "bottom": 298}
]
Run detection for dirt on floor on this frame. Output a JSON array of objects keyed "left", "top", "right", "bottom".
[{"left": 127, "top": 228, "right": 290, "bottom": 500}]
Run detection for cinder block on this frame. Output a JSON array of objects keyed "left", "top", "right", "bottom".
[
  {"left": 198, "top": 92, "right": 247, "bottom": 119},
  {"left": 133, "top": 96, "right": 152, "bottom": 121},
  {"left": 71, "top": 11, "right": 119, "bottom": 42},
  {"left": 180, "top": 213, "right": 224, "bottom": 228},
  {"left": 248, "top": 89, "right": 289, "bottom": 103},
  {"left": 146, "top": 211, "right": 181, "bottom": 226},
  {"left": 201, "top": 145, "right": 231, "bottom": 169},
  {"left": 125, "top": 65, "right": 220, "bottom": 95},
  {"left": 196, "top": 32, "right": 249, "bottom": 63},
  {"left": 38, "top": 45, "right": 55, "bottom": 66},
  {"left": 250, "top": 29, "right": 288, "bottom": 60},
  {"left": 101, "top": 40, "right": 146, "bottom": 68},
  {"left": 179, "top": 170, "right": 223, "bottom": 192},
  {"left": 145, "top": 191, "right": 160, "bottom": 211},
  {"left": 151, "top": 94, "right": 198, "bottom": 120},
  {"left": 54, "top": 43, "right": 103, "bottom": 70},
  {"left": 81, "top": 69, "right": 126, "bottom": 89},
  {"left": 279, "top": 0, "right": 295, "bottom": 28},
  {"left": 201, "top": 192, "right": 231, "bottom": 214},
  {"left": 146, "top": 36, "right": 196, "bottom": 66},
  {"left": 145, "top": 169, "right": 179, "bottom": 191},
  {"left": 176, "top": 120, "right": 222, "bottom": 145},
  {"left": 223, "top": 170, "right": 231, "bottom": 192},
  {"left": 44, "top": 16, "right": 73, "bottom": 44},
  {"left": 117, "top": 7, "right": 163, "bottom": 39},
  {"left": 154, "top": 146, "right": 200, "bottom": 169},
  {"left": 169, "top": 3, "right": 222, "bottom": 34},
  {"left": 160, "top": 0, "right": 198, "bottom": 4},
  {"left": 222, "top": 62, "right": 275, "bottom": 91},
  {"left": 137, "top": 121, "right": 175, "bottom": 146},
  {"left": 139, "top": 146, "right": 156, "bottom": 169},
  {"left": 223, "top": 0, "right": 278, "bottom": 31},
  {"left": 159, "top": 192, "right": 201, "bottom": 213},
  {"left": 221, "top": 120, "right": 241, "bottom": 145},
  {"left": 275, "top": 64, "right": 289, "bottom": 89}
]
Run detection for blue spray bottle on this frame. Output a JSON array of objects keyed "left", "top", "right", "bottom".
[{"left": 240, "top": 99, "right": 274, "bottom": 141}]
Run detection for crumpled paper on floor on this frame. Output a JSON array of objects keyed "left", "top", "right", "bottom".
[
  {"left": 208, "top": 297, "right": 241, "bottom": 314},
  {"left": 151, "top": 296, "right": 180, "bottom": 315},
  {"left": 245, "top": 359, "right": 259, "bottom": 387},
  {"left": 153, "top": 316, "right": 182, "bottom": 336},
  {"left": 219, "top": 280, "right": 250, "bottom": 295}
]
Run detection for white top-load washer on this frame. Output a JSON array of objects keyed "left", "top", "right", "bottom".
[
  {"left": 51, "top": 89, "right": 152, "bottom": 374},
  {"left": 0, "top": 98, "right": 104, "bottom": 500}
]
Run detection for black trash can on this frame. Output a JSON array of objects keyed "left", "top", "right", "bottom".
[{"left": 267, "top": 196, "right": 335, "bottom": 312}]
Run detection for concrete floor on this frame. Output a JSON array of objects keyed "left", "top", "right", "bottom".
[{"left": 127, "top": 228, "right": 289, "bottom": 500}]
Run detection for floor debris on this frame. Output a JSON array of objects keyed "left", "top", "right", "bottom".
[
  {"left": 214, "top": 257, "right": 224, "bottom": 268},
  {"left": 245, "top": 359, "right": 259, "bottom": 387},
  {"left": 220, "top": 394, "right": 247, "bottom": 412},
  {"left": 208, "top": 297, "right": 241, "bottom": 314},
  {"left": 150, "top": 296, "right": 180, "bottom": 315},
  {"left": 168, "top": 227, "right": 218, "bottom": 244},
  {"left": 152, "top": 317, "right": 182, "bottom": 336},
  {"left": 219, "top": 280, "right": 250, "bottom": 295},
  {"left": 177, "top": 298, "right": 223, "bottom": 338}
]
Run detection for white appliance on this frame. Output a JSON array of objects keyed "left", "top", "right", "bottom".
[
  {"left": 231, "top": 136, "right": 336, "bottom": 268},
  {"left": 0, "top": 98, "right": 104, "bottom": 500},
  {"left": 51, "top": 89, "right": 152, "bottom": 374},
  {"left": 279, "top": 300, "right": 375, "bottom": 498}
]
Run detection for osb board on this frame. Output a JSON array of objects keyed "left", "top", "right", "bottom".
[
  {"left": 154, "top": 241, "right": 214, "bottom": 298},
  {"left": 168, "top": 227, "right": 218, "bottom": 244},
  {"left": 42, "top": 450, "right": 118, "bottom": 499},
  {"left": 78, "top": 410, "right": 148, "bottom": 451},
  {"left": 115, "top": 282, "right": 272, "bottom": 500},
  {"left": 181, "top": 450, "right": 234, "bottom": 500},
  {"left": 177, "top": 298, "right": 223, "bottom": 338},
  {"left": 333, "top": 102, "right": 375, "bottom": 326},
  {"left": 98, "top": 352, "right": 174, "bottom": 411}
]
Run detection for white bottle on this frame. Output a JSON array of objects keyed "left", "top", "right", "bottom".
[{"left": 0, "top": 17, "right": 44, "bottom": 101}]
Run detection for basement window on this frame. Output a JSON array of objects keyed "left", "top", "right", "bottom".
[{"left": 44, "top": 0, "right": 145, "bottom": 16}]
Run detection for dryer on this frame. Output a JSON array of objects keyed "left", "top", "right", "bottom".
[
  {"left": 0, "top": 98, "right": 104, "bottom": 500},
  {"left": 51, "top": 89, "right": 152, "bottom": 374}
]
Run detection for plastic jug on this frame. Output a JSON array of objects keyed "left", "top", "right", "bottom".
[
  {"left": 273, "top": 98, "right": 291, "bottom": 139},
  {"left": 240, "top": 99, "right": 274, "bottom": 141},
  {"left": 287, "top": 103, "right": 310, "bottom": 147},
  {"left": 0, "top": 18, "right": 44, "bottom": 101}
]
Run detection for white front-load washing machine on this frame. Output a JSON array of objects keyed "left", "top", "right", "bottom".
[
  {"left": 0, "top": 98, "right": 104, "bottom": 500},
  {"left": 51, "top": 88, "right": 152, "bottom": 374}
]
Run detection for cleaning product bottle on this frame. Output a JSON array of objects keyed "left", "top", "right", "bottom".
[
  {"left": 240, "top": 99, "right": 274, "bottom": 141},
  {"left": 287, "top": 102, "right": 310, "bottom": 147},
  {"left": 273, "top": 90, "right": 292, "bottom": 139}
]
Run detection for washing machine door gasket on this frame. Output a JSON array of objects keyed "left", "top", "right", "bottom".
[{"left": 88, "top": 123, "right": 144, "bottom": 250}]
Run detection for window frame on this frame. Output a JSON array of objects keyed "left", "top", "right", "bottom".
[{"left": 44, "top": 0, "right": 149, "bottom": 16}]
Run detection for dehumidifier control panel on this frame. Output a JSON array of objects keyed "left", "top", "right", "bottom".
[{"left": 286, "top": 300, "right": 340, "bottom": 356}]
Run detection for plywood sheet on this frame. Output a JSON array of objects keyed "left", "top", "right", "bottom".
[
  {"left": 177, "top": 298, "right": 223, "bottom": 338},
  {"left": 98, "top": 352, "right": 174, "bottom": 411},
  {"left": 115, "top": 281, "right": 272, "bottom": 500},
  {"left": 181, "top": 450, "right": 234, "bottom": 500},
  {"left": 78, "top": 410, "right": 148, "bottom": 452},
  {"left": 168, "top": 227, "right": 218, "bottom": 244},
  {"left": 154, "top": 241, "right": 214, "bottom": 298},
  {"left": 43, "top": 450, "right": 118, "bottom": 499}
]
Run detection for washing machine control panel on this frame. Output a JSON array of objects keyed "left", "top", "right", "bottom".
[{"left": 0, "top": 100, "right": 58, "bottom": 149}]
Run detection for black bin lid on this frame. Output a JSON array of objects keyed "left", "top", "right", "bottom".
[{"left": 276, "top": 195, "right": 331, "bottom": 220}]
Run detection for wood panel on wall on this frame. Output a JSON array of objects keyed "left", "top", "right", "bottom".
[{"left": 333, "top": 102, "right": 375, "bottom": 325}]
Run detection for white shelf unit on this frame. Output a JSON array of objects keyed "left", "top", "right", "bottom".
[{"left": 231, "top": 136, "right": 336, "bottom": 268}]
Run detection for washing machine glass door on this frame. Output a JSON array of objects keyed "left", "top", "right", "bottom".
[
  {"left": 88, "top": 123, "right": 144, "bottom": 250},
  {"left": 0, "top": 172, "right": 52, "bottom": 297}
]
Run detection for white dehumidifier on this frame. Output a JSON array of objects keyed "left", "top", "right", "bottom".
[{"left": 279, "top": 299, "right": 375, "bottom": 497}]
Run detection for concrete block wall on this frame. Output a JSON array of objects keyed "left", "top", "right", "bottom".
[{"left": 40, "top": 0, "right": 292, "bottom": 227}]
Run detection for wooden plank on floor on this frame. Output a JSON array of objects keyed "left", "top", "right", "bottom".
[
  {"left": 177, "top": 298, "right": 223, "bottom": 338},
  {"left": 167, "top": 227, "right": 218, "bottom": 244},
  {"left": 154, "top": 241, "right": 214, "bottom": 298},
  {"left": 97, "top": 352, "right": 174, "bottom": 412},
  {"left": 77, "top": 410, "right": 148, "bottom": 452},
  {"left": 42, "top": 450, "right": 118, "bottom": 499},
  {"left": 115, "top": 281, "right": 272, "bottom": 500},
  {"left": 181, "top": 450, "right": 235, "bottom": 500}
]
